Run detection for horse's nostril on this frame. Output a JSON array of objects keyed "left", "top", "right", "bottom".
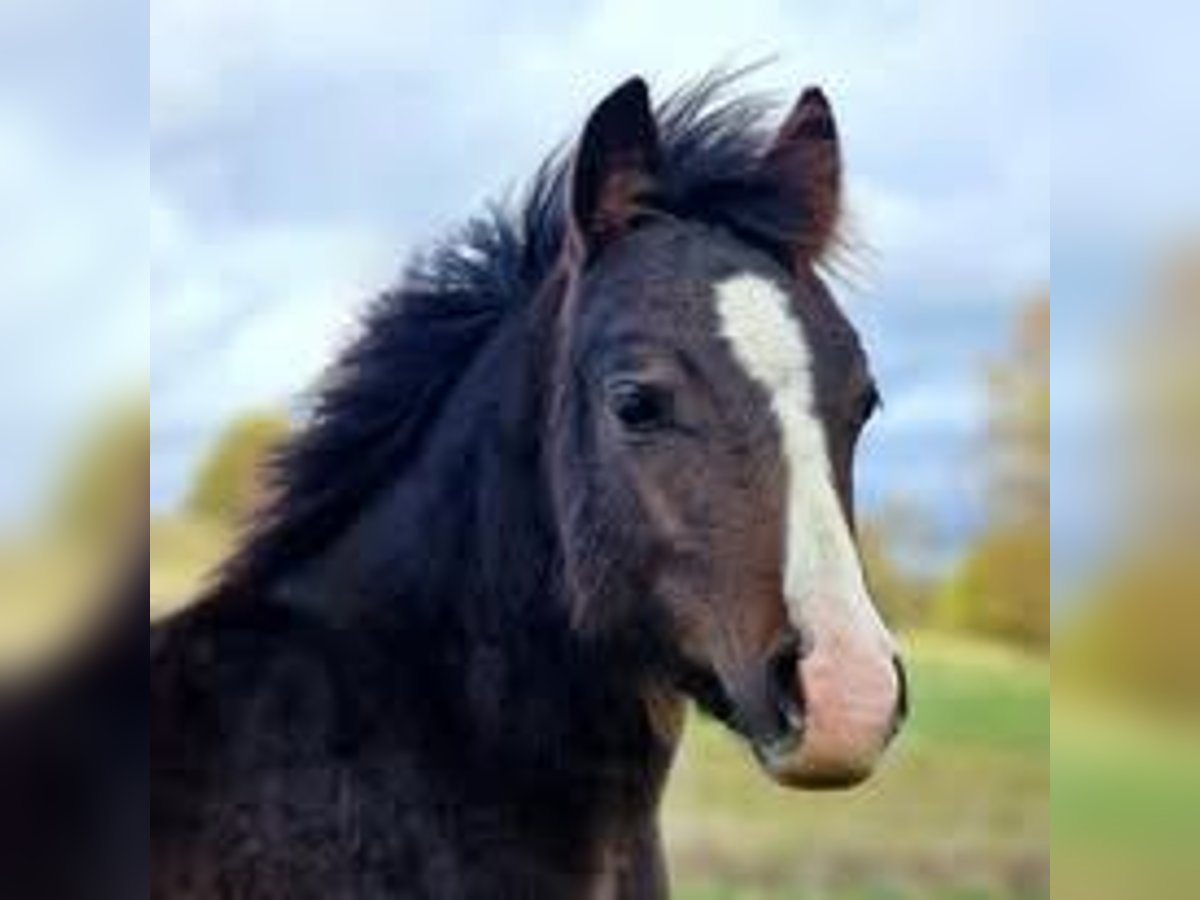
[
  {"left": 767, "top": 636, "right": 805, "bottom": 733},
  {"left": 890, "top": 655, "right": 909, "bottom": 737}
]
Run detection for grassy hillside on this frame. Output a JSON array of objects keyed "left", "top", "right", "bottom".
[
  {"left": 1052, "top": 699, "right": 1200, "bottom": 899},
  {"left": 667, "top": 635, "right": 1049, "bottom": 899}
]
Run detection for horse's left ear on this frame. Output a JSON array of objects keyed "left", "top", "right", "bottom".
[
  {"left": 760, "top": 86, "right": 843, "bottom": 265},
  {"left": 567, "top": 77, "right": 662, "bottom": 262}
]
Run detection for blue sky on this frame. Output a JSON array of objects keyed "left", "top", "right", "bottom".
[{"left": 2, "top": 1, "right": 1197, "bottom": 569}]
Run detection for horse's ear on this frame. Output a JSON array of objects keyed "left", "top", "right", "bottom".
[
  {"left": 761, "top": 86, "right": 843, "bottom": 265},
  {"left": 567, "top": 77, "right": 662, "bottom": 261}
]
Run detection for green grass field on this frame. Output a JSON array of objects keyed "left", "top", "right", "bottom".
[
  {"left": 1052, "top": 698, "right": 1200, "bottom": 899},
  {"left": 666, "top": 634, "right": 1049, "bottom": 899}
]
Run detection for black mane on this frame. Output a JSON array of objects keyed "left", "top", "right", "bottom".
[{"left": 209, "top": 70, "right": 807, "bottom": 605}]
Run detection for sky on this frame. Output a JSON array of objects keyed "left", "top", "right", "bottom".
[{"left": 1, "top": 1, "right": 1197, "bottom": 569}]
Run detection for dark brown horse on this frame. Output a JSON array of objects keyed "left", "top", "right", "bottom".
[{"left": 151, "top": 73, "right": 906, "bottom": 899}]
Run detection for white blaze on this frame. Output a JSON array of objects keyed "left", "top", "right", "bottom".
[{"left": 714, "top": 273, "right": 891, "bottom": 645}]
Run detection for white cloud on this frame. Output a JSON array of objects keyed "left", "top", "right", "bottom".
[
  {"left": 878, "top": 378, "right": 985, "bottom": 436},
  {"left": 852, "top": 173, "right": 1048, "bottom": 307},
  {"left": 151, "top": 209, "right": 397, "bottom": 425},
  {"left": 1050, "top": 1, "right": 1200, "bottom": 247},
  {"left": 0, "top": 115, "right": 145, "bottom": 529}
]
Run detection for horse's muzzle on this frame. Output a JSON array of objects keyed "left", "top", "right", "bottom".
[{"left": 753, "top": 626, "right": 907, "bottom": 790}]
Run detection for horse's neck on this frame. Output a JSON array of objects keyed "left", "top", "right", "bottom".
[
  {"left": 275, "top": 317, "right": 680, "bottom": 812},
  {"left": 282, "top": 312, "right": 556, "bottom": 629}
]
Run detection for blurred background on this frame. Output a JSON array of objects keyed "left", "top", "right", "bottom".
[{"left": 1, "top": 0, "right": 1198, "bottom": 897}]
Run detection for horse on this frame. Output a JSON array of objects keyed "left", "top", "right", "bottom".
[{"left": 151, "top": 72, "right": 907, "bottom": 899}]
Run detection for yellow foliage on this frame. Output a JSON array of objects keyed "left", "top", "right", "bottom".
[
  {"left": 1063, "top": 244, "right": 1200, "bottom": 719},
  {"left": 185, "top": 411, "right": 290, "bottom": 525},
  {"left": 53, "top": 396, "right": 148, "bottom": 545},
  {"left": 936, "top": 525, "right": 1050, "bottom": 650},
  {"left": 941, "top": 293, "right": 1050, "bottom": 651},
  {"left": 1060, "top": 557, "right": 1200, "bottom": 719}
]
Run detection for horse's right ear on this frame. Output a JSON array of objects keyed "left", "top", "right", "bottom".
[{"left": 567, "top": 77, "right": 662, "bottom": 262}]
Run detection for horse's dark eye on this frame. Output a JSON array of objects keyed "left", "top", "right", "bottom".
[
  {"left": 854, "top": 383, "right": 882, "bottom": 427},
  {"left": 608, "top": 380, "right": 670, "bottom": 433}
]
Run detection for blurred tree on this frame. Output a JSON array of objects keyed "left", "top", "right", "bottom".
[
  {"left": 938, "top": 525, "right": 1051, "bottom": 649},
  {"left": 1117, "top": 250, "right": 1200, "bottom": 547},
  {"left": 1060, "top": 560, "right": 1200, "bottom": 716},
  {"left": 185, "top": 411, "right": 290, "bottom": 525},
  {"left": 987, "top": 292, "right": 1050, "bottom": 527},
  {"left": 1059, "top": 246, "right": 1200, "bottom": 716},
  {"left": 859, "top": 500, "right": 937, "bottom": 630},
  {"left": 53, "top": 396, "right": 148, "bottom": 544},
  {"left": 936, "top": 293, "right": 1051, "bottom": 649}
]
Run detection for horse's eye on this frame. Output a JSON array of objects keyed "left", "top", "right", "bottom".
[
  {"left": 864, "top": 384, "right": 883, "bottom": 427},
  {"left": 855, "top": 383, "right": 882, "bottom": 427},
  {"left": 607, "top": 380, "right": 671, "bottom": 433}
]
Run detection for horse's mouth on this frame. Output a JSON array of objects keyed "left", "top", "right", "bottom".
[
  {"left": 750, "top": 649, "right": 907, "bottom": 791},
  {"left": 669, "top": 635, "right": 906, "bottom": 791},
  {"left": 753, "top": 736, "right": 876, "bottom": 790}
]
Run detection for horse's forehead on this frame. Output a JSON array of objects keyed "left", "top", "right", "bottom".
[
  {"left": 712, "top": 274, "right": 812, "bottom": 389},
  {"left": 584, "top": 226, "right": 859, "bottom": 404},
  {"left": 705, "top": 269, "right": 865, "bottom": 404}
]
